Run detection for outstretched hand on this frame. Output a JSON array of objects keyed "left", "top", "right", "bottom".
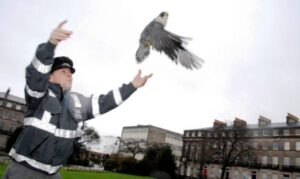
[
  {"left": 49, "top": 20, "right": 72, "bottom": 45},
  {"left": 132, "top": 69, "right": 152, "bottom": 89}
]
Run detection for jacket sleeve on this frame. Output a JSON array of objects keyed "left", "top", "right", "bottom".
[
  {"left": 25, "top": 42, "right": 56, "bottom": 108},
  {"left": 84, "top": 82, "right": 137, "bottom": 120}
]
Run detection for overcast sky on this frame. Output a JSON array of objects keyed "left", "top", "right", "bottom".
[{"left": 1, "top": 0, "right": 300, "bottom": 137}]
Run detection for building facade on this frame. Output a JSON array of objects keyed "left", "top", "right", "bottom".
[
  {"left": 119, "top": 125, "right": 182, "bottom": 163},
  {"left": 180, "top": 113, "right": 300, "bottom": 179},
  {"left": 0, "top": 89, "right": 26, "bottom": 151}
]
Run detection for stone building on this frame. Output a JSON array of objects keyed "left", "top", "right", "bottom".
[
  {"left": 180, "top": 113, "right": 300, "bottom": 179},
  {"left": 0, "top": 89, "right": 26, "bottom": 151}
]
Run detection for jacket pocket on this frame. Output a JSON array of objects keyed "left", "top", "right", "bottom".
[
  {"left": 53, "top": 138, "right": 74, "bottom": 165},
  {"left": 27, "top": 128, "right": 54, "bottom": 164}
]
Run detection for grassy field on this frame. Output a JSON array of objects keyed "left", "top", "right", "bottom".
[{"left": 0, "top": 164, "right": 153, "bottom": 179}]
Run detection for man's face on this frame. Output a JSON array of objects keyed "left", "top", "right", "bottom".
[{"left": 49, "top": 68, "right": 73, "bottom": 91}]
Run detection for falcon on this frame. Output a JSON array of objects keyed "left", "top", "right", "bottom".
[{"left": 136, "top": 11, "right": 204, "bottom": 70}]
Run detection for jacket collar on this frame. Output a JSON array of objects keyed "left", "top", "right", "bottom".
[{"left": 49, "top": 82, "right": 64, "bottom": 100}]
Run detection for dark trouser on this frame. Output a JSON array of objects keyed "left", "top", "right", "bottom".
[{"left": 2, "top": 160, "right": 61, "bottom": 179}]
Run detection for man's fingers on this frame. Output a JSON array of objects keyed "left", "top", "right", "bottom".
[
  {"left": 54, "top": 28, "right": 72, "bottom": 35},
  {"left": 53, "top": 32, "right": 71, "bottom": 41},
  {"left": 55, "top": 30, "right": 73, "bottom": 37},
  {"left": 60, "top": 29, "right": 72, "bottom": 35},
  {"left": 57, "top": 20, "right": 67, "bottom": 29},
  {"left": 145, "top": 74, "right": 153, "bottom": 80},
  {"left": 52, "top": 29, "right": 72, "bottom": 39}
]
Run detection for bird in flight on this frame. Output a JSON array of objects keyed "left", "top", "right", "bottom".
[{"left": 136, "top": 11, "right": 204, "bottom": 70}]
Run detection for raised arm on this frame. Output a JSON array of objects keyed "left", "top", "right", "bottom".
[
  {"left": 25, "top": 21, "right": 72, "bottom": 108},
  {"left": 83, "top": 70, "right": 152, "bottom": 120}
]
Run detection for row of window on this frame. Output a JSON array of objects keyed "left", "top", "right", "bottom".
[
  {"left": 183, "top": 165, "right": 300, "bottom": 179},
  {"left": 0, "top": 100, "right": 23, "bottom": 111},
  {"left": 233, "top": 172, "right": 297, "bottom": 179},
  {"left": 253, "top": 141, "right": 300, "bottom": 151},
  {"left": 184, "top": 141, "right": 300, "bottom": 151},
  {"left": 185, "top": 128, "right": 300, "bottom": 138},
  {"left": 262, "top": 156, "right": 300, "bottom": 167},
  {"left": 233, "top": 172, "right": 299, "bottom": 179}
]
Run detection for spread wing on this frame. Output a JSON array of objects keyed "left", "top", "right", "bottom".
[{"left": 152, "top": 29, "right": 204, "bottom": 69}]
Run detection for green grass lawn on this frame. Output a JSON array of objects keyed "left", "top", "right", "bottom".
[{"left": 0, "top": 164, "right": 153, "bottom": 179}]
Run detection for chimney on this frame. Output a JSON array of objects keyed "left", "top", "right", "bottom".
[
  {"left": 4, "top": 87, "right": 11, "bottom": 99},
  {"left": 234, "top": 117, "right": 247, "bottom": 127},
  {"left": 286, "top": 113, "right": 299, "bottom": 125},
  {"left": 258, "top": 115, "right": 271, "bottom": 127},
  {"left": 213, "top": 119, "right": 226, "bottom": 129}
]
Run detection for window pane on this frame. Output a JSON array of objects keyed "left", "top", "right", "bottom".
[
  {"left": 6, "top": 102, "right": 12, "bottom": 108},
  {"left": 0, "top": 122, "right": 4, "bottom": 129},
  {"left": 197, "top": 132, "right": 202, "bottom": 137},
  {"left": 263, "top": 143, "right": 268, "bottom": 150},
  {"left": 272, "top": 175, "right": 278, "bottom": 179},
  {"left": 273, "top": 142, "right": 279, "bottom": 150},
  {"left": 284, "top": 142, "right": 290, "bottom": 150},
  {"left": 273, "top": 130, "right": 279, "bottom": 136},
  {"left": 296, "top": 142, "right": 300, "bottom": 151},
  {"left": 262, "top": 156, "right": 268, "bottom": 165},
  {"left": 16, "top": 105, "right": 21, "bottom": 110},
  {"left": 253, "top": 142, "right": 258, "bottom": 149},
  {"left": 191, "top": 132, "right": 195, "bottom": 137},
  {"left": 284, "top": 129, "right": 290, "bottom": 136},
  {"left": 284, "top": 157, "right": 290, "bottom": 166},
  {"left": 296, "top": 158, "right": 300, "bottom": 167},
  {"left": 207, "top": 132, "right": 211, "bottom": 137},
  {"left": 296, "top": 129, "right": 300, "bottom": 136},
  {"left": 185, "top": 132, "right": 189, "bottom": 137},
  {"left": 234, "top": 171, "right": 238, "bottom": 179},
  {"left": 272, "top": 156, "right": 278, "bottom": 165}
]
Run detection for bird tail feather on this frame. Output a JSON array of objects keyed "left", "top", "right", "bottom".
[{"left": 176, "top": 49, "right": 205, "bottom": 70}]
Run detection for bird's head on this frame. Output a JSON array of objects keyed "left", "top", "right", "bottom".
[
  {"left": 155, "top": 11, "right": 168, "bottom": 26},
  {"left": 159, "top": 11, "right": 169, "bottom": 17}
]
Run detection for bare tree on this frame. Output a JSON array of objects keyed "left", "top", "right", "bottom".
[
  {"left": 119, "top": 138, "right": 146, "bottom": 158},
  {"left": 79, "top": 127, "right": 101, "bottom": 146},
  {"left": 205, "top": 123, "right": 254, "bottom": 179},
  {"left": 68, "top": 126, "right": 100, "bottom": 165}
]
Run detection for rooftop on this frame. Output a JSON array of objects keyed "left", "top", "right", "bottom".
[
  {"left": 0, "top": 92, "right": 25, "bottom": 104},
  {"left": 185, "top": 121, "right": 300, "bottom": 132}
]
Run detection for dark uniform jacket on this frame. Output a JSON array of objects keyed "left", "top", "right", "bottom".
[{"left": 9, "top": 42, "right": 136, "bottom": 174}]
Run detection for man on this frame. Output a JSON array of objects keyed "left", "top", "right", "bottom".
[{"left": 2, "top": 21, "right": 152, "bottom": 179}]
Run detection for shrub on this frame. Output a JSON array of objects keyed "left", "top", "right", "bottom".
[
  {"left": 119, "top": 157, "right": 138, "bottom": 174},
  {"left": 103, "top": 158, "right": 119, "bottom": 171}
]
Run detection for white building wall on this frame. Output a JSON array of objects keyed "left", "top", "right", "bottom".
[{"left": 121, "top": 127, "right": 149, "bottom": 139}]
